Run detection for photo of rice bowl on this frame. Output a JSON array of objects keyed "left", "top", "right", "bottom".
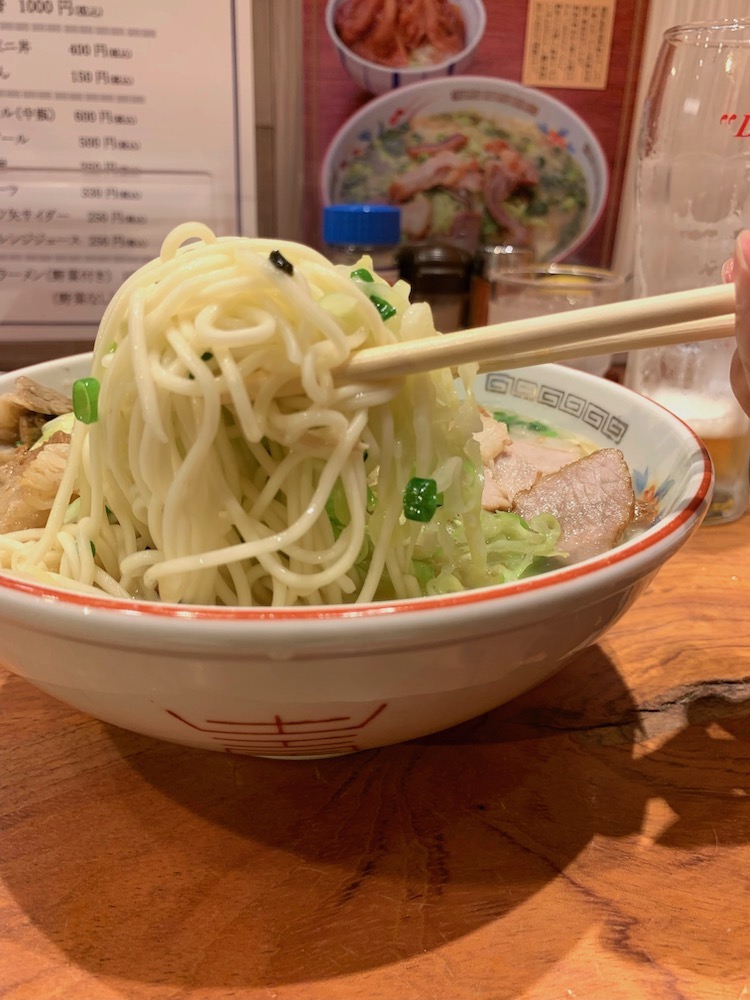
[
  {"left": 321, "top": 77, "right": 608, "bottom": 260},
  {"left": 333, "top": 0, "right": 468, "bottom": 69},
  {"left": 325, "top": 0, "right": 487, "bottom": 94}
]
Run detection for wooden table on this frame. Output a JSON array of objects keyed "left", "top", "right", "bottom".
[{"left": 1, "top": 515, "right": 749, "bottom": 1000}]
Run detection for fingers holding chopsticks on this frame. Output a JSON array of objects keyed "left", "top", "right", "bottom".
[{"left": 727, "top": 230, "right": 750, "bottom": 418}]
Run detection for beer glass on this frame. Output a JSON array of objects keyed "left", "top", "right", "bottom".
[{"left": 625, "top": 19, "right": 750, "bottom": 524}]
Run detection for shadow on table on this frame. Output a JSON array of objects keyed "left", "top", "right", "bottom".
[{"left": 0, "top": 645, "right": 748, "bottom": 995}]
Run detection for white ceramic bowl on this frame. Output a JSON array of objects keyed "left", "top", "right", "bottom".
[
  {"left": 325, "top": 0, "right": 487, "bottom": 95},
  {"left": 0, "top": 355, "right": 711, "bottom": 759},
  {"left": 321, "top": 76, "right": 608, "bottom": 262}
]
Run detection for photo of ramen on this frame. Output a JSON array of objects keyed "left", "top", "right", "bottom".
[
  {"left": 333, "top": 0, "right": 467, "bottom": 69},
  {"left": 322, "top": 78, "right": 608, "bottom": 261}
]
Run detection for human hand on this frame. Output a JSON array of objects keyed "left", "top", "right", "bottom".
[{"left": 725, "top": 230, "right": 750, "bottom": 417}]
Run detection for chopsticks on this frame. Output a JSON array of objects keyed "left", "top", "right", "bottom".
[{"left": 335, "top": 283, "right": 736, "bottom": 382}]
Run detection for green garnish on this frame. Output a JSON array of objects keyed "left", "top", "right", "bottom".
[
  {"left": 492, "top": 410, "right": 558, "bottom": 437},
  {"left": 72, "top": 377, "right": 100, "bottom": 424},
  {"left": 403, "top": 477, "right": 439, "bottom": 523},
  {"left": 350, "top": 267, "right": 374, "bottom": 282},
  {"left": 349, "top": 270, "right": 397, "bottom": 321},
  {"left": 369, "top": 294, "right": 397, "bottom": 322}
]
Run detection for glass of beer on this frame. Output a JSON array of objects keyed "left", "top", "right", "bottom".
[
  {"left": 627, "top": 339, "right": 750, "bottom": 524},
  {"left": 624, "top": 18, "right": 750, "bottom": 524}
]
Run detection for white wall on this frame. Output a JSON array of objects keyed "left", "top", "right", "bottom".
[{"left": 252, "top": 0, "right": 305, "bottom": 240}]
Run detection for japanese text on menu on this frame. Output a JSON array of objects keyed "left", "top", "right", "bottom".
[{"left": 0, "top": 0, "right": 255, "bottom": 342}]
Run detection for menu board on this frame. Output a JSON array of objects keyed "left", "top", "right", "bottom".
[
  {"left": 0, "top": 0, "right": 256, "bottom": 356},
  {"left": 303, "top": 0, "right": 650, "bottom": 269}
]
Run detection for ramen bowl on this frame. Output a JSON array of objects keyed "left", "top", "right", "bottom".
[
  {"left": 325, "top": 0, "right": 487, "bottom": 95},
  {"left": 0, "top": 355, "right": 710, "bottom": 759},
  {"left": 322, "top": 76, "right": 608, "bottom": 261}
]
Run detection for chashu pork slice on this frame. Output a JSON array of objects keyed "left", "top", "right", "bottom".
[
  {"left": 0, "top": 431, "right": 71, "bottom": 532},
  {"left": 0, "top": 376, "right": 72, "bottom": 446},
  {"left": 512, "top": 448, "right": 635, "bottom": 563},
  {"left": 475, "top": 409, "right": 587, "bottom": 512},
  {"left": 482, "top": 450, "right": 541, "bottom": 512}
]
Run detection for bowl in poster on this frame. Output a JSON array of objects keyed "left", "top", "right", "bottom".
[{"left": 321, "top": 76, "right": 608, "bottom": 261}]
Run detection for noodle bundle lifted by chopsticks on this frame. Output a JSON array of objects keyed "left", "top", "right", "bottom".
[{"left": 1, "top": 222, "right": 562, "bottom": 606}]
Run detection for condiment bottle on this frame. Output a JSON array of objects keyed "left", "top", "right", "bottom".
[
  {"left": 469, "top": 244, "right": 535, "bottom": 327},
  {"left": 322, "top": 204, "right": 401, "bottom": 284},
  {"left": 396, "top": 243, "right": 473, "bottom": 332}
]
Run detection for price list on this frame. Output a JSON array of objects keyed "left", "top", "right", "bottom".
[{"left": 0, "top": 0, "right": 256, "bottom": 344}]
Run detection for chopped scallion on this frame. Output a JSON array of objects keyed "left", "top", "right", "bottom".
[
  {"left": 350, "top": 267, "right": 374, "bottom": 282},
  {"left": 72, "top": 377, "right": 100, "bottom": 424},
  {"left": 403, "top": 477, "right": 439, "bottom": 523},
  {"left": 369, "top": 294, "right": 397, "bottom": 321}
]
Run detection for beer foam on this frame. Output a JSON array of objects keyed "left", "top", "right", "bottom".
[{"left": 648, "top": 387, "right": 748, "bottom": 439}]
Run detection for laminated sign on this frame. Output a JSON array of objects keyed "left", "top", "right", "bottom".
[
  {"left": 0, "top": 0, "right": 257, "bottom": 351},
  {"left": 522, "top": 0, "right": 617, "bottom": 90}
]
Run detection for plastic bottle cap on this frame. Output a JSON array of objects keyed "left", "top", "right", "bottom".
[{"left": 323, "top": 204, "right": 401, "bottom": 248}]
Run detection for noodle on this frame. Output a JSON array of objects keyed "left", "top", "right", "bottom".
[{"left": 4, "top": 223, "right": 563, "bottom": 606}]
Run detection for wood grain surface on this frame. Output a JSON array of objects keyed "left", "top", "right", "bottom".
[{"left": 1, "top": 514, "right": 749, "bottom": 1000}]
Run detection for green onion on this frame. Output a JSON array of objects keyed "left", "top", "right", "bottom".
[
  {"left": 350, "top": 267, "right": 374, "bottom": 282},
  {"left": 412, "top": 558, "right": 436, "bottom": 589},
  {"left": 348, "top": 268, "right": 397, "bottom": 321},
  {"left": 201, "top": 351, "right": 214, "bottom": 362},
  {"left": 403, "top": 477, "right": 439, "bottom": 523},
  {"left": 72, "top": 377, "right": 100, "bottom": 424},
  {"left": 369, "top": 294, "right": 397, "bottom": 321}
]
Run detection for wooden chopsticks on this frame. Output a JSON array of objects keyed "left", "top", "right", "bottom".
[{"left": 334, "top": 283, "right": 736, "bottom": 382}]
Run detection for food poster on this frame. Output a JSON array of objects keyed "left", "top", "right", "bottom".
[{"left": 303, "top": 0, "right": 651, "bottom": 272}]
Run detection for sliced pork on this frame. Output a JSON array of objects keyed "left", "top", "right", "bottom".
[
  {"left": 0, "top": 431, "right": 71, "bottom": 533},
  {"left": 400, "top": 193, "right": 433, "bottom": 240},
  {"left": 475, "top": 411, "right": 586, "bottom": 512},
  {"left": 483, "top": 150, "right": 539, "bottom": 246},
  {"left": 407, "top": 133, "right": 468, "bottom": 158},
  {"left": 509, "top": 437, "right": 585, "bottom": 476},
  {"left": 482, "top": 450, "right": 541, "bottom": 512},
  {"left": 448, "top": 209, "right": 483, "bottom": 249},
  {"left": 389, "top": 150, "right": 482, "bottom": 202},
  {"left": 474, "top": 409, "right": 510, "bottom": 465},
  {"left": 0, "top": 376, "right": 72, "bottom": 446},
  {"left": 512, "top": 448, "right": 635, "bottom": 563}
]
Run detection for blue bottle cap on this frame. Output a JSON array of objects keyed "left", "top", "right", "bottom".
[{"left": 323, "top": 204, "right": 401, "bottom": 248}]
